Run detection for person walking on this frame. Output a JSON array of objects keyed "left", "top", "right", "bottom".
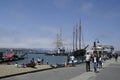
[
  {"left": 92, "top": 54, "right": 98, "bottom": 72},
  {"left": 99, "top": 55, "right": 102, "bottom": 69},
  {"left": 85, "top": 52, "right": 91, "bottom": 72}
]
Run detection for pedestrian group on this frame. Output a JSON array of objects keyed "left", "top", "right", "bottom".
[{"left": 85, "top": 52, "right": 119, "bottom": 73}]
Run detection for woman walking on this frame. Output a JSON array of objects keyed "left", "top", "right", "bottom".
[{"left": 92, "top": 54, "right": 98, "bottom": 72}]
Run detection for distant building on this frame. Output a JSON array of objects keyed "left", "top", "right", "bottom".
[{"left": 90, "top": 45, "right": 114, "bottom": 56}]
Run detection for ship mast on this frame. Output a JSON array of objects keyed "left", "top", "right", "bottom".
[
  {"left": 55, "top": 28, "right": 64, "bottom": 53},
  {"left": 75, "top": 25, "right": 78, "bottom": 51},
  {"left": 73, "top": 26, "right": 75, "bottom": 52},
  {"left": 79, "top": 20, "right": 82, "bottom": 50},
  {"left": 73, "top": 19, "right": 82, "bottom": 52}
]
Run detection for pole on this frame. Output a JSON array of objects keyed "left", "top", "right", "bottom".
[
  {"left": 93, "top": 41, "right": 97, "bottom": 54},
  {"left": 93, "top": 39, "right": 99, "bottom": 56}
]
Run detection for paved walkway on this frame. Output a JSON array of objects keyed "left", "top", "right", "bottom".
[
  {"left": 0, "top": 64, "right": 54, "bottom": 79},
  {"left": 0, "top": 57, "right": 120, "bottom": 80},
  {"left": 69, "top": 57, "right": 120, "bottom": 80}
]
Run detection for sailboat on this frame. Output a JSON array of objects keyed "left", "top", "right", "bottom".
[
  {"left": 72, "top": 20, "right": 89, "bottom": 61},
  {"left": 46, "top": 29, "right": 67, "bottom": 56}
]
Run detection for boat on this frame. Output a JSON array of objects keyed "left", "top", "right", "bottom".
[
  {"left": 46, "top": 29, "right": 68, "bottom": 56},
  {"left": 0, "top": 53, "right": 25, "bottom": 63},
  {"left": 72, "top": 20, "right": 89, "bottom": 62},
  {"left": 0, "top": 57, "right": 24, "bottom": 63},
  {"left": 6, "top": 53, "right": 18, "bottom": 59},
  {"left": 45, "top": 52, "right": 68, "bottom": 56}
]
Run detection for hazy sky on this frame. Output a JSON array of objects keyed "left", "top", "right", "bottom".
[{"left": 0, "top": 0, "right": 120, "bottom": 50}]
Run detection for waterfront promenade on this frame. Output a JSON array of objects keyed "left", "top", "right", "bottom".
[
  {"left": 0, "top": 57, "right": 120, "bottom": 80},
  {"left": 0, "top": 64, "right": 54, "bottom": 79}
]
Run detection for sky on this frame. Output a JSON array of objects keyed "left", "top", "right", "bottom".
[{"left": 0, "top": 0, "right": 120, "bottom": 51}]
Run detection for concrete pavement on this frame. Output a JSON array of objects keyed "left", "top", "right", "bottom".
[
  {"left": 93, "top": 64, "right": 120, "bottom": 80},
  {"left": 69, "top": 57, "right": 120, "bottom": 80},
  {"left": 0, "top": 64, "right": 55, "bottom": 79},
  {"left": 0, "top": 63, "right": 86, "bottom": 80}
]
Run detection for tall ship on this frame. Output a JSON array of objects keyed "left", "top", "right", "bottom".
[
  {"left": 46, "top": 29, "right": 66, "bottom": 56},
  {"left": 72, "top": 20, "right": 89, "bottom": 61},
  {"left": 54, "top": 32, "right": 65, "bottom": 54}
]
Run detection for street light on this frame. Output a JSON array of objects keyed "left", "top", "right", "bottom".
[{"left": 93, "top": 39, "right": 100, "bottom": 55}]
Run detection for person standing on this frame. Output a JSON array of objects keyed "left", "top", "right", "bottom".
[
  {"left": 37, "top": 57, "right": 41, "bottom": 65},
  {"left": 114, "top": 53, "right": 118, "bottom": 61},
  {"left": 46, "top": 59, "right": 49, "bottom": 65},
  {"left": 41, "top": 58, "right": 44, "bottom": 64},
  {"left": 70, "top": 55, "right": 75, "bottom": 66},
  {"left": 85, "top": 52, "right": 91, "bottom": 72}
]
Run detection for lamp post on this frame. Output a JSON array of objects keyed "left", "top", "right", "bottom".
[{"left": 93, "top": 39, "right": 99, "bottom": 56}]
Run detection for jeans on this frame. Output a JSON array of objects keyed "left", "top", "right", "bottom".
[
  {"left": 99, "top": 61, "right": 102, "bottom": 68},
  {"left": 72, "top": 60, "right": 74, "bottom": 66},
  {"left": 93, "top": 62, "right": 97, "bottom": 72},
  {"left": 86, "top": 61, "right": 90, "bottom": 72}
]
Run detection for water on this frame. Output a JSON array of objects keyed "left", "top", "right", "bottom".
[{"left": 10, "top": 53, "right": 67, "bottom": 65}]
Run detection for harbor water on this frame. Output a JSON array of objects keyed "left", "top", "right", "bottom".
[{"left": 9, "top": 53, "right": 67, "bottom": 65}]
